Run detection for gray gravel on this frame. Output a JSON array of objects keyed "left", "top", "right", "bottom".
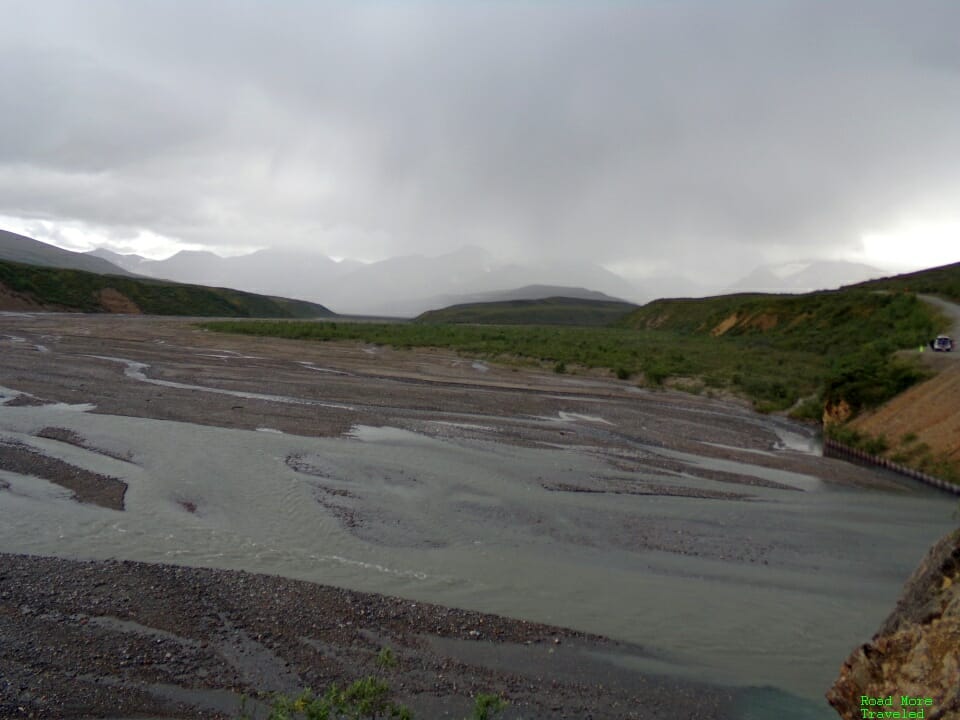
[
  {"left": 0, "top": 440, "right": 127, "bottom": 510},
  {"left": 0, "top": 553, "right": 738, "bottom": 719}
]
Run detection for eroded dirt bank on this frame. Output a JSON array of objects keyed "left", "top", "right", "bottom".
[{"left": 851, "top": 360, "right": 960, "bottom": 465}]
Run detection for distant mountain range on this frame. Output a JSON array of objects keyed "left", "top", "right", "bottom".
[
  {"left": 726, "top": 260, "right": 887, "bottom": 294},
  {"left": 87, "top": 245, "right": 644, "bottom": 316},
  {"left": 0, "top": 229, "right": 133, "bottom": 277},
  {"left": 94, "top": 250, "right": 895, "bottom": 310},
  {"left": 415, "top": 284, "right": 629, "bottom": 308},
  {"left": 0, "top": 227, "right": 902, "bottom": 315}
]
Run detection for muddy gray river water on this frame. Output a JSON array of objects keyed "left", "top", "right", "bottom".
[{"left": 0, "top": 395, "right": 955, "bottom": 718}]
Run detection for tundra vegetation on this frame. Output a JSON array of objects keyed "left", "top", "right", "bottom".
[
  {"left": 205, "top": 264, "right": 960, "bottom": 482},
  {"left": 203, "top": 288, "right": 944, "bottom": 418}
]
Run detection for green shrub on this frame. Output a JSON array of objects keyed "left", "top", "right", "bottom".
[
  {"left": 825, "top": 424, "right": 865, "bottom": 447},
  {"left": 643, "top": 363, "right": 668, "bottom": 387},
  {"left": 245, "top": 682, "right": 507, "bottom": 720},
  {"left": 789, "top": 394, "right": 824, "bottom": 422},
  {"left": 863, "top": 435, "right": 890, "bottom": 455},
  {"left": 471, "top": 694, "right": 508, "bottom": 720},
  {"left": 260, "top": 678, "right": 411, "bottom": 720}
]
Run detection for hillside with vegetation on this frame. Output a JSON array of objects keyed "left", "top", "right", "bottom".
[
  {"left": 852, "top": 260, "right": 960, "bottom": 303},
  {"left": 416, "top": 296, "right": 637, "bottom": 326},
  {"left": 205, "top": 279, "right": 948, "bottom": 418},
  {"left": 618, "top": 288, "right": 947, "bottom": 414},
  {"left": 0, "top": 259, "right": 333, "bottom": 318}
]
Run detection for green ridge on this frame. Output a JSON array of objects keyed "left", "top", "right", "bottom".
[
  {"left": 853, "top": 260, "right": 960, "bottom": 303},
  {"left": 0, "top": 259, "right": 333, "bottom": 318},
  {"left": 416, "top": 296, "right": 637, "bottom": 326}
]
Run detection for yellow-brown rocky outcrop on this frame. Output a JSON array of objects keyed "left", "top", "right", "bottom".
[{"left": 827, "top": 529, "right": 960, "bottom": 718}]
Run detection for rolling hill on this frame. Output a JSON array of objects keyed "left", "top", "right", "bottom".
[
  {"left": 416, "top": 296, "right": 638, "bottom": 326},
  {"left": 0, "top": 259, "right": 333, "bottom": 318},
  {"left": 422, "top": 284, "right": 629, "bottom": 306},
  {"left": 851, "top": 260, "right": 960, "bottom": 303}
]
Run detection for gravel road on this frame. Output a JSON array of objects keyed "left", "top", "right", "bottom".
[{"left": 920, "top": 294, "right": 960, "bottom": 355}]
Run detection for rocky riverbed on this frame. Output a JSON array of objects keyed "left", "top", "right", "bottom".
[
  {"left": 0, "top": 553, "right": 738, "bottom": 719},
  {"left": 1, "top": 313, "right": 957, "bottom": 719}
]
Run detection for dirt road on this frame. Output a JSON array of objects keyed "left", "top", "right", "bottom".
[
  {"left": 920, "top": 294, "right": 960, "bottom": 355},
  {"left": 851, "top": 294, "right": 960, "bottom": 467}
]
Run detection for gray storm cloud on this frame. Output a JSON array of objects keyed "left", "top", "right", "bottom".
[{"left": 1, "top": 0, "right": 959, "bottom": 283}]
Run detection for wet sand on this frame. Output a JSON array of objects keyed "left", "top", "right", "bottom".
[{"left": 0, "top": 313, "right": 957, "bottom": 719}]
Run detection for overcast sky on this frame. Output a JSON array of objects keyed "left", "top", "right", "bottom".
[{"left": 2, "top": 0, "right": 959, "bottom": 285}]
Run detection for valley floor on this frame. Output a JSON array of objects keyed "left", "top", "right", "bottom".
[{"left": 0, "top": 313, "right": 956, "bottom": 719}]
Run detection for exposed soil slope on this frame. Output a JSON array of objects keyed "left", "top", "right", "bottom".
[{"left": 851, "top": 362, "right": 960, "bottom": 463}]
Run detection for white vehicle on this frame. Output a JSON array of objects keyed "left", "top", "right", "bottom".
[{"left": 933, "top": 335, "right": 954, "bottom": 352}]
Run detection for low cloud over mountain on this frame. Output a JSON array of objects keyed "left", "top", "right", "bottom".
[{"left": 89, "top": 245, "right": 643, "bottom": 316}]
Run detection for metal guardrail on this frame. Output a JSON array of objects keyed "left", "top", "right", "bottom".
[{"left": 823, "top": 437, "right": 960, "bottom": 496}]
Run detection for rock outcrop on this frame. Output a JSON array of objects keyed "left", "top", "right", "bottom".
[
  {"left": 823, "top": 398, "right": 853, "bottom": 426},
  {"left": 827, "top": 529, "right": 960, "bottom": 718}
]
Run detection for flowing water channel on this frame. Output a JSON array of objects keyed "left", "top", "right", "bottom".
[{"left": 0, "top": 398, "right": 955, "bottom": 719}]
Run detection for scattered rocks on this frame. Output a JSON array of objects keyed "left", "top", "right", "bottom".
[{"left": 0, "top": 553, "right": 736, "bottom": 719}]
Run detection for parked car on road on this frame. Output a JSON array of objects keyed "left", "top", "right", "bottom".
[{"left": 933, "top": 335, "right": 954, "bottom": 352}]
